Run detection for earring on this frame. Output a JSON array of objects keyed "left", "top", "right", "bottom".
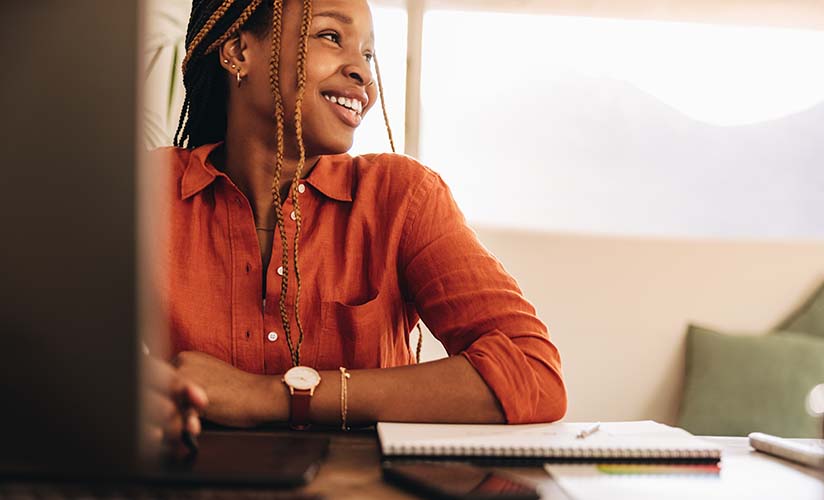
[
  {"left": 223, "top": 59, "right": 229, "bottom": 64},
  {"left": 236, "top": 70, "right": 243, "bottom": 88}
]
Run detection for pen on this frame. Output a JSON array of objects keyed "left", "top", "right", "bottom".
[
  {"left": 143, "top": 342, "right": 199, "bottom": 456},
  {"left": 576, "top": 422, "right": 601, "bottom": 439}
]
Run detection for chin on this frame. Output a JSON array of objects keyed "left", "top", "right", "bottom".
[{"left": 309, "top": 135, "right": 355, "bottom": 156}]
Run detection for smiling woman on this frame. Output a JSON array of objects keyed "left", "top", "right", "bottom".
[{"left": 148, "top": 0, "right": 566, "bottom": 438}]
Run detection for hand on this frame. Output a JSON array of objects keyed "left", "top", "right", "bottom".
[
  {"left": 142, "top": 356, "right": 208, "bottom": 458},
  {"left": 172, "top": 351, "right": 274, "bottom": 428}
]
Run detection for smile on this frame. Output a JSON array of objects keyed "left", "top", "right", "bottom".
[{"left": 322, "top": 92, "right": 364, "bottom": 116}]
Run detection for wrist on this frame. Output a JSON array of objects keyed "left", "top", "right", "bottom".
[{"left": 249, "top": 374, "right": 290, "bottom": 425}]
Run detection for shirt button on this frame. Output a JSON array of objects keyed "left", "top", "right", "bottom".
[
  {"left": 298, "top": 184, "right": 306, "bottom": 194},
  {"left": 277, "top": 266, "right": 284, "bottom": 276},
  {"left": 267, "top": 331, "right": 279, "bottom": 342},
  {"left": 290, "top": 210, "right": 297, "bottom": 221}
]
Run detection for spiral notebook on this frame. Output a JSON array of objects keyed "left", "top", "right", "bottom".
[{"left": 377, "top": 421, "right": 721, "bottom": 463}]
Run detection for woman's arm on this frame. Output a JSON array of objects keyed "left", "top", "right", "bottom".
[{"left": 173, "top": 350, "right": 502, "bottom": 427}]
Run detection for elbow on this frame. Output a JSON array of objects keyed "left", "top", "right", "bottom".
[
  {"left": 505, "top": 362, "right": 567, "bottom": 424},
  {"left": 537, "top": 382, "right": 567, "bottom": 423},
  {"left": 529, "top": 371, "right": 568, "bottom": 423}
]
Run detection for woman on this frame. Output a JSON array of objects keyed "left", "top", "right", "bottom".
[{"left": 153, "top": 0, "right": 566, "bottom": 436}]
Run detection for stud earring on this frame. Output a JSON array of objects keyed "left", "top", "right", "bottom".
[{"left": 223, "top": 59, "right": 229, "bottom": 64}]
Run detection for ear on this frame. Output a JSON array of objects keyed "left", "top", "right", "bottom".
[{"left": 218, "top": 33, "right": 249, "bottom": 79}]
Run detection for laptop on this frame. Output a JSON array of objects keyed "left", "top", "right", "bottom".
[{"left": 0, "top": 0, "right": 327, "bottom": 487}]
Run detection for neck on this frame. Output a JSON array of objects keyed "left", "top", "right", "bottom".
[{"left": 220, "top": 106, "right": 320, "bottom": 228}]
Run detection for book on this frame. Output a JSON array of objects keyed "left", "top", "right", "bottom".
[{"left": 377, "top": 420, "right": 721, "bottom": 463}]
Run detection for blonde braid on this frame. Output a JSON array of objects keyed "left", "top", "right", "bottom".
[
  {"left": 182, "top": 0, "right": 238, "bottom": 73},
  {"left": 373, "top": 54, "right": 395, "bottom": 153},
  {"left": 204, "top": 0, "right": 263, "bottom": 55},
  {"left": 266, "top": 0, "right": 298, "bottom": 366},
  {"left": 375, "top": 54, "right": 418, "bottom": 355},
  {"left": 290, "top": 0, "right": 313, "bottom": 365}
]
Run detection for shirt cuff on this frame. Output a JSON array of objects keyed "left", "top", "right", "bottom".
[{"left": 461, "top": 329, "right": 566, "bottom": 424}]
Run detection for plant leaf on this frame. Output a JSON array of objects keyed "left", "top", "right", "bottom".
[
  {"left": 144, "top": 46, "right": 164, "bottom": 81},
  {"left": 167, "top": 44, "right": 180, "bottom": 121}
]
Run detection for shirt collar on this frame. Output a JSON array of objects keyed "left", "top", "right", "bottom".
[
  {"left": 180, "top": 142, "right": 224, "bottom": 200},
  {"left": 179, "top": 143, "right": 354, "bottom": 203},
  {"left": 304, "top": 154, "right": 354, "bottom": 203}
]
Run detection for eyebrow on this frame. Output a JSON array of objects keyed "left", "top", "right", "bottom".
[{"left": 314, "top": 11, "right": 353, "bottom": 24}]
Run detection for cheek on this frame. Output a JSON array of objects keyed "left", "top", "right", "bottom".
[{"left": 365, "top": 86, "right": 379, "bottom": 115}]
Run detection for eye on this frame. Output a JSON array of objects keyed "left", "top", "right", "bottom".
[
  {"left": 317, "top": 31, "right": 341, "bottom": 45},
  {"left": 364, "top": 52, "right": 374, "bottom": 63}
]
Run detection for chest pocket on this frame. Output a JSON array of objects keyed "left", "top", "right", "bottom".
[{"left": 321, "top": 290, "right": 391, "bottom": 369}]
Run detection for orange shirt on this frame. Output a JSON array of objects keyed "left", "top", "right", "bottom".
[{"left": 158, "top": 142, "right": 566, "bottom": 423}]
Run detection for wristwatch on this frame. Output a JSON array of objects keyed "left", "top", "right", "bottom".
[{"left": 282, "top": 366, "right": 322, "bottom": 430}]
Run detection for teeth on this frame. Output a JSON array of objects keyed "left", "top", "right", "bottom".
[{"left": 323, "top": 93, "right": 363, "bottom": 115}]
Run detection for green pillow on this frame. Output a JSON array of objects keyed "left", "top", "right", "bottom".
[
  {"left": 678, "top": 325, "right": 824, "bottom": 438},
  {"left": 775, "top": 281, "right": 824, "bottom": 338}
]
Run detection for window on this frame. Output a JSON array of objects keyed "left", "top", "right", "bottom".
[{"left": 418, "top": 10, "right": 824, "bottom": 238}]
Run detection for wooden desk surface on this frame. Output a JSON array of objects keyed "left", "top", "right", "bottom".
[
  {"left": 258, "top": 430, "right": 824, "bottom": 500},
  {"left": 1, "top": 430, "right": 821, "bottom": 499},
  {"left": 299, "top": 428, "right": 570, "bottom": 500}
]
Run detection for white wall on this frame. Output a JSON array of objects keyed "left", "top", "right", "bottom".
[{"left": 417, "top": 228, "right": 824, "bottom": 424}]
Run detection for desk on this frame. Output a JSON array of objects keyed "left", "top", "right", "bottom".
[
  {"left": 1, "top": 430, "right": 822, "bottom": 499},
  {"left": 301, "top": 432, "right": 824, "bottom": 500}
]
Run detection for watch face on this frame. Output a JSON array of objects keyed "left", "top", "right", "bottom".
[{"left": 284, "top": 366, "right": 321, "bottom": 391}]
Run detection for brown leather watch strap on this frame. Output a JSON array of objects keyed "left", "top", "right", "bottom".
[{"left": 289, "top": 389, "right": 313, "bottom": 430}]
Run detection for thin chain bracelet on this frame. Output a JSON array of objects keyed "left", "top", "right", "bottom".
[{"left": 339, "top": 367, "right": 351, "bottom": 431}]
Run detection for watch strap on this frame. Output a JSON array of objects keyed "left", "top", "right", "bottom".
[{"left": 289, "top": 388, "right": 312, "bottom": 430}]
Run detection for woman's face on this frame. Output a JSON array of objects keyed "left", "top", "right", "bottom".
[{"left": 240, "top": 0, "right": 378, "bottom": 156}]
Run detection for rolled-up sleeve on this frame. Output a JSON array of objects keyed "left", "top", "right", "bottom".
[{"left": 398, "top": 169, "right": 567, "bottom": 423}]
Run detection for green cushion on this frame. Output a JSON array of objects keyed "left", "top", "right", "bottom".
[
  {"left": 678, "top": 325, "right": 824, "bottom": 438},
  {"left": 775, "top": 281, "right": 824, "bottom": 338}
]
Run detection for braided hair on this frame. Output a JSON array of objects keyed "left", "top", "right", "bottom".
[{"left": 176, "top": 0, "right": 402, "bottom": 367}]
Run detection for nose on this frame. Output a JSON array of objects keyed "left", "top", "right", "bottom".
[{"left": 342, "top": 59, "right": 373, "bottom": 87}]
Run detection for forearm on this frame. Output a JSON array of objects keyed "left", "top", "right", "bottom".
[{"left": 257, "top": 355, "right": 506, "bottom": 427}]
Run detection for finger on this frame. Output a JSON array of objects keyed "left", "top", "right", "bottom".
[
  {"left": 143, "top": 356, "right": 178, "bottom": 392},
  {"left": 144, "top": 357, "right": 196, "bottom": 410},
  {"left": 182, "top": 383, "right": 208, "bottom": 410},
  {"left": 144, "top": 389, "right": 178, "bottom": 425},
  {"left": 141, "top": 424, "right": 164, "bottom": 446},
  {"left": 185, "top": 409, "right": 202, "bottom": 436},
  {"left": 161, "top": 413, "right": 185, "bottom": 444}
]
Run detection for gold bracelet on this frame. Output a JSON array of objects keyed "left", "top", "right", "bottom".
[{"left": 339, "top": 367, "right": 351, "bottom": 431}]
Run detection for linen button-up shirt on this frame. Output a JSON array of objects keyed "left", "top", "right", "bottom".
[{"left": 157, "top": 143, "right": 566, "bottom": 423}]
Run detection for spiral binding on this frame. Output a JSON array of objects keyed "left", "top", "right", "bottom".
[{"left": 388, "top": 443, "right": 721, "bottom": 461}]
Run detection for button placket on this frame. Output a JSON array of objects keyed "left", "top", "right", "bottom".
[
  {"left": 224, "top": 184, "right": 265, "bottom": 372},
  {"left": 263, "top": 187, "right": 308, "bottom": 370}
]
